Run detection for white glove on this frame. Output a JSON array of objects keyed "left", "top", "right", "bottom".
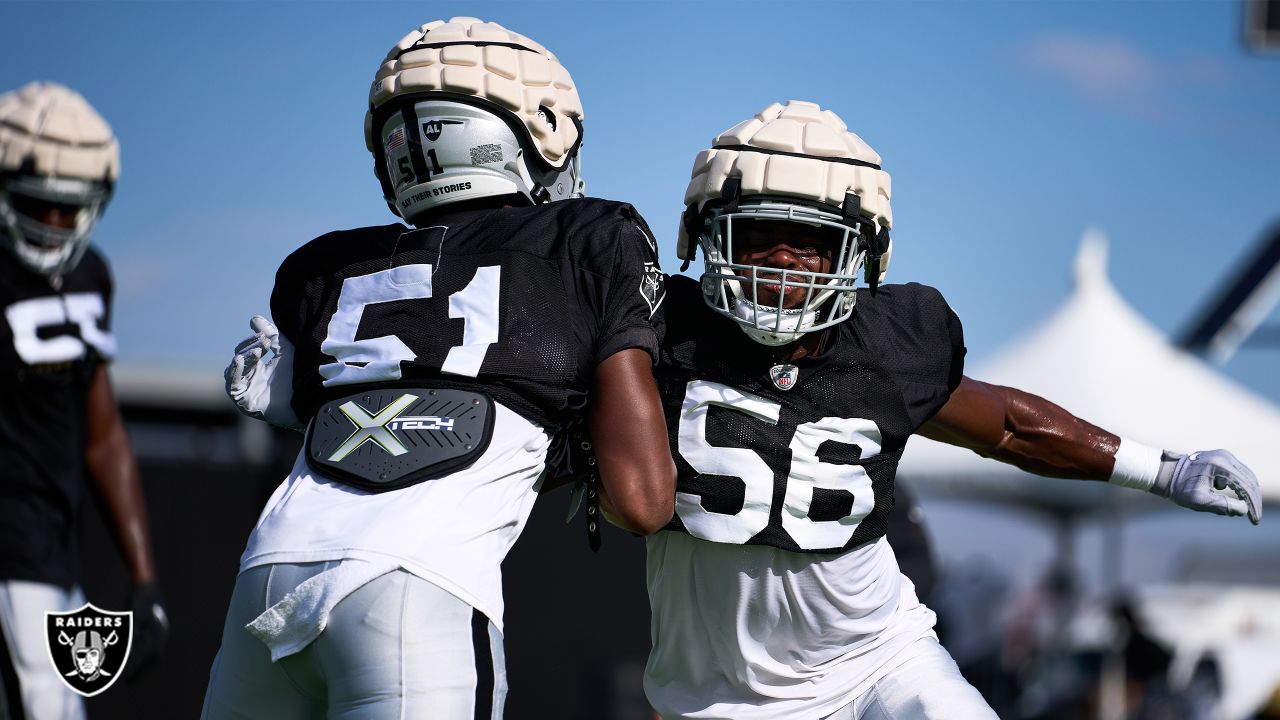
[
  {"left": 1154, "top": 449, "right": 1262, "bottom": 525},
  {"left": 224, "top": 315, "right": 305, "bottom": 431}
]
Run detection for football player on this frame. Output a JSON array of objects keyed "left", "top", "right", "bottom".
[
  {"left": 0, "top": 83, "right": 168, "bottom": 719},
  {"left": 645, "top": 100, "right": 1262, "bottom": 720},
  {"left": 205, "top": 18, "right": 675, "bottom": 719}
]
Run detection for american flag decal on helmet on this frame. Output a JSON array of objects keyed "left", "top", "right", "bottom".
[{"left": 385, "top": 126, "right": 405, "bottom": 151}]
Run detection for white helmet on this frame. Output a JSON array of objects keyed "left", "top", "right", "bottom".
[
  {"left": 0, "top": 82, "right": 119, "bottom": 278},
  {"left": 365, "top": 17, "right": 586, "bottom": 224},
  {"left": 677, "top": 101, "right": 894, "bottom": 345}
]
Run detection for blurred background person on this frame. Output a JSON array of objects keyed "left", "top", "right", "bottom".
[{"left": 0, "top": 82, "right": 167, "bottom": 720}]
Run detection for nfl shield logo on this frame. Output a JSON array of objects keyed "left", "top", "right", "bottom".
[
  {"left": 769, "top": 364, "right": 800, "bottom": 391},
  {"left": 45, "top": 603, "right": 133, "bottom": 697}
]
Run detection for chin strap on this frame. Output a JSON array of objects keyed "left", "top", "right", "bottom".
[
  {"left": 842, "top": 191, "right": 889, "bottom": 295},
  {"left": 681, "top": 179, "right": 745, "bottom": 272},
  {"left": 864, "top": 226, "right": 890, "bottom": 294},
  {"left": 679, "top": 206, "right": 699, "bottom": 272}
]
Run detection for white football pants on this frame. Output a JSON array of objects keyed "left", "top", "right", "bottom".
[
  {"left": 824, "top": 637, "right": 998, "bottom": 720},
  {"left": 201, "top": 563, "right": 506, "bottom": 720},
  {"left": 0, "top": 581, "right": 86, "bottom": 720}
]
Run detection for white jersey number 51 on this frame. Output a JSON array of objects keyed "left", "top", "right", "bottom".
[{"left": 319, "top": 263, "right": 500, "bottom": 386}]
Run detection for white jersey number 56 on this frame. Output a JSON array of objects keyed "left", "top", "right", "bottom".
[{"left": 676, "top": 379, "right": 880, "bottom": 550}]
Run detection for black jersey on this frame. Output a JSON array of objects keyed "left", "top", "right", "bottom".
[
  {"left": 271, "top": 198, "right": 665, "bottom": 454},
  {"left": 0, "top": 248, "right": 114, "bottom": 588},
  {"left": 656, "top": 274, "right": 964, "bottom": 554}
]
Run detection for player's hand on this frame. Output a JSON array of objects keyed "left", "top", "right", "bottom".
[
  {"left": 1153, "top": 449, "right": 1261, "bottom": 525},
  {"left": 124, "top": 581, "right": 169, "bottom": 680},
  {"left": 224, "top": 316, "right": 304, "bottom": 431},
  {"left": 225, "top": 315, "right": 279, "bottom": 397}
]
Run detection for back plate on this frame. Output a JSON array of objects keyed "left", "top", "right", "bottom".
[{"left": 305, "top": 387, "right": 494, "bottom": 492}]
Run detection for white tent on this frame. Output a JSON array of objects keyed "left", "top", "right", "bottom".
[
  {"left": 898, "top": 229, "right": 1280, "bottom": 511},
  {"left": 897, "top": 230, "right": 1280, "bottom": 720},
  {"left": 1137, "top": 584, "right": 1280, "bottom": 720}
]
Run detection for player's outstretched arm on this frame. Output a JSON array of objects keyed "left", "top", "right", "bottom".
[
  {"left": 588, "top": 348, "right": 676, "bottom": 535},
  {"left": 84, "top": 365, "right": 170, "bottom": 672},
  {"left": 85, "top": 365, "right": 157, "bottom": 583},
  {"left": 224, "top": 315, "right": 305, "bottom": 431},
  {"left": 917, "top": 376, "right": 1261, "bottom": 524}
]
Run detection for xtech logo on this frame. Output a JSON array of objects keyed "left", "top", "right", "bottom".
[
  {"left": 421, "top": 119, "right": 463, "bottom": 142},
  {"left": 45, "top": 604, "right": 133, "bottom": 697},
  {"left": 329, "top": 394, "right": 459, "bottom": 462}
]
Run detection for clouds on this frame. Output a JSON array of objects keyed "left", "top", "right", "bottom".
[
  {"left": 1018, "top": 33, "right": 1231, "bottom": 123},
  {"left": 1024, "top": 34, "right": 1161, "bottom": 105}
]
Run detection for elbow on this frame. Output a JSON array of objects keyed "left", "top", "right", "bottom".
[
  {"left": 602, "top": 459, "right": 676, "bottom": 535},
  {"left": 625, "top": 491, "right": 675, "bottom": 536},
  {"left": 83, "top": 429, "right": 126, "bottom": 480}
]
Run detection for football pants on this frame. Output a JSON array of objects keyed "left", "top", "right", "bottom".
[
  {"left": 0, "top": 581, "right": 86, "bottom": 720},
  {"left": 201, "top": 562, "right": 506, "bottom": 720},
  {"left": 824, "top": 636, "right": 997, "bottom": 720}
]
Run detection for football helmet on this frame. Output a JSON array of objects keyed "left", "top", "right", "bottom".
[
  {"left": 0, "top": 82, "right": 119, "bottom": 278},
  {"left": 677, "top": 101, "right": 894, "bottom": 345},
  {"left": 365, "top": 17, "right": 585, "bottom": 224}
]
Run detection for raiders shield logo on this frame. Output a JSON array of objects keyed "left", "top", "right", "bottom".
[
  {"left": 769, "top": 364, "right": 800, "bottom": 391},
  {"left": 639, "top": 262, "right": 665, "bottom": 316},
  {"left": 421, "top": 119, "right": 463, "bottom": 142},
  {"left": 45, "top": 603, "right": 132, "bottom": 697}
]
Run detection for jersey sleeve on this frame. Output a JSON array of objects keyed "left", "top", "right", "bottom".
[
  {"left": 593, "top": 208, "right": 666, "bottom": 365},
  {"left": 268, "top": 234, "right": 332, "bottom": 350},
  {"left": 877, "top": 283, "right": 965, "bottom": 429},
  {"left": 84, "top": 247, "right": 116, "bottom": 362},
  {"left": 268, "top": 255, "right": 303, "bottom": 347},
  {"left": 269, "top": 243, "right": 321, "bottom": 422},
  {"left": 95, "top": 251, "right": 114, "bottom": 332}
]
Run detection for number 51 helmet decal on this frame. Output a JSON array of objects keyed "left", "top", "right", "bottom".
[
  {"left": 677, "top": 101, "right": 894, "bottom": 346},
  {"left": 0, "top": 82, "right": 119, "bottom": 279},
  {"left": 364, "top": 17, "right": 586, "bottom": 224}
]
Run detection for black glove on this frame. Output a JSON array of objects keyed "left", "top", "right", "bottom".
[{"left": 125, "top": 582, "right": 169, "bottom": 680}]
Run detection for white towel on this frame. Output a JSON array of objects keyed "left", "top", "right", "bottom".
[{"left": 245, "top": 560, "right": 398, "bottom": 661}]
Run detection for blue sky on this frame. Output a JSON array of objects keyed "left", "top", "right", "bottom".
[{"left": 4, "top": 1, "right": 1276, "bottom": 399}]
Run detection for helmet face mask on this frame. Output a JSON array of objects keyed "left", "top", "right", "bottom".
[
  {"left": 697, "top": 199, "right": 871, "bottom": 346},
  {"left": 676, "top": 100, "right": 894, "bottom": 346},
  {"left": 0, "top": 173, "right": 111, "bottom": 278}
]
